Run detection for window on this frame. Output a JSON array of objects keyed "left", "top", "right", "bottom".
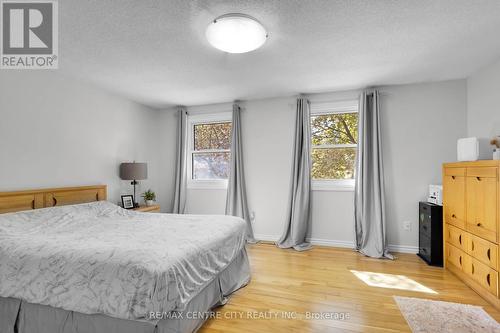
[
  {"left": 187, "top": 113, "right": 232, "bottom": 189},
  {"left": 310, "top": 100, "right": 359, "bottom": 190}
]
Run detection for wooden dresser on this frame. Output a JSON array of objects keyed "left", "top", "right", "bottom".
[{"left": 443, "top": 161, "right": 499, "bottom": 308}]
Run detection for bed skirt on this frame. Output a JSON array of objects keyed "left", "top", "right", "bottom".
[{"left": 0, "top": 247, "right": 250, "bottom": 333}]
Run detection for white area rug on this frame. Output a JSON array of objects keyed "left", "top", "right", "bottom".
[{"left": 394, "top": 296, "right": 500, "bottom": 333}]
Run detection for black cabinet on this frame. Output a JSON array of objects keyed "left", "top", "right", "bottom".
[{"left": 417, "top": 202, "right": 443, "bottom": 266}]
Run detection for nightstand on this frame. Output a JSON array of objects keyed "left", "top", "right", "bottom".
[{"left": 133, "top": 205, "right": 160, "bottom": 213}]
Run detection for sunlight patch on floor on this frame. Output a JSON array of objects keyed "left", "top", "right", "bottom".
[{"left": 350, "top": 270, "right": 437, "bottom": 294}]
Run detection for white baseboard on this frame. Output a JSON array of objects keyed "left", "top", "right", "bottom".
[
  {"left": 253, "top": 234, "right": 418, "bottom": 254},
  {"left": 387, "top": 244, "right": 419, "bottom": 254},
  {"left": 254, "top": 234, "right": 279, "bottom": 243},
  {"left": 307, "top": 237, "right": 355, "bottom": 248}
]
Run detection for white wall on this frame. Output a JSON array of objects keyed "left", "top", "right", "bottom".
[
  {"left": 164, "top": 79, "right": 467, "bottom": 251},
  {"left": 0, "top": 70, "right": 467, "bottom": 250},
  {"left": 380, "top": 80, "right": 467, "bottom": 249},
  {"left": 0, "top": 71, "right": 170, "bottom": 208},
  {"left": 467, "top": 57, "right": 500, "bottom": 158}
]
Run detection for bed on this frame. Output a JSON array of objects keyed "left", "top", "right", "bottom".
[{"left": 0, "top": 186, "right": 250, "bottom": 333}]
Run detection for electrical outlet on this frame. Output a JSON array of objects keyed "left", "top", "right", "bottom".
[{"left": 403, "top": 221, "right": 412, "bottom": 231}]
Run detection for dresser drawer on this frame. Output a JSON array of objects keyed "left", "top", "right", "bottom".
[
  {"left": 446, "top": 224, "right": 468, "bottom": 252},
  {"left": 419, "top": 246, "right": 431, "bottom": 263},
  {"left": 467, "top": 257, "right": 499, "bottom": 297},
  {"left": 419, "top": 233, "right": 432, "bottom": 260},
  {"left": 468, "top": 234, "right": 498, "bottom": 270},
  {"left": 467, "top": 167, "right": 498, "bottom": 179},
  {"left": 466, "top": 175, "right": 497, "bottom": 243},
  {"left": 419, "top": 212, "right": 432, "bottom": 239},
  {"left": 444, "top": 168, "right": 466, "bottom": 177},
  {"left": 443, "top": 175, "right": 465, "bottom": 229},
  {"left": 446, "top": 243, "right": 466, "bottom": 271}
]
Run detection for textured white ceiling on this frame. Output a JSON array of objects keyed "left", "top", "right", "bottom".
[{"left": 60, "top": 0, "right": 500, "bottom": 108}]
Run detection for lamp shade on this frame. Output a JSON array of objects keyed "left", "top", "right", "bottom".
[{"left": 120, "top": 162, "right": 147, "bottom": 180}]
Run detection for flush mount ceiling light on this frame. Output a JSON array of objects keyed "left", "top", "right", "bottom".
[{"left": 206, "top": 13, "right": 268, "bottom": 53}]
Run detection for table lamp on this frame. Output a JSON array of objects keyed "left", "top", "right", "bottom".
[{"left": 119, "top": 162, "right": 147, "bottom": 207}]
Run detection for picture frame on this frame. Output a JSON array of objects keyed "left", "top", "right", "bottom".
[{"left": 121, "top": 195, "right": 135, "bottom": 209}]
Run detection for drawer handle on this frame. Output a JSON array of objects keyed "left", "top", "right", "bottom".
[
  {"left": 487, "top": 248, "right": 491, "bottom": 260},
  {"left": 452, "top": 176, "right": 456, "bottom": 180},
  {"left": 487, "top": 274, "right": 491, "bottom": 286},
  {"left": 476, "top": 176, "right": 482, "bottom": 181},
  {"left": 459, "top": 235, "right": 462, "bottom": 244},
  {"left": 472, "top": 264, "right": 475, "bottom": 274},
  {"left": 459, "top": 256, "right": 462, "bottom": 266},
  {"left": 471, "top": 241, "right": 475, "bottom": 251},
  {"left": 477, "top": 222, "right": 482, "bottom": 227},
  {"left": 452, "top": 214, "right": 456, "bottom": 219}
]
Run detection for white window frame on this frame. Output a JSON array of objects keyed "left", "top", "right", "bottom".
[
  {"left": 310, "top": 100, "right": 359, "bottom": 192},
  {"left": 187, "top": 112, "right": 232, "bottom": 190}
]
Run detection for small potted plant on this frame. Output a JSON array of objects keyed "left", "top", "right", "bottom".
[
  {"left": 491, "top": 137, "right": 500, "bottom": 160},
  {"left": 142, "top": 189, "right": 156, "bottom": 206}
]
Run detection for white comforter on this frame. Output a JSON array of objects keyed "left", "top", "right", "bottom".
[{"left": 0, "top": 201, "right": 246, "bottom": 320}]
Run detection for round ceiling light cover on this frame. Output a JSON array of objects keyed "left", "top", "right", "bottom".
[{"left": 206, "top": 14, "right": 268, "bottom": 53}]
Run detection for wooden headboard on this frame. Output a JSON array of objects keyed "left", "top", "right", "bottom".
[{"left": 0, "top": 185, "right": 107, "bottom": 214}]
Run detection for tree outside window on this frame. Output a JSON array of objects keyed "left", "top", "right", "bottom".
[
  {"left": 192, "top": 122, "right": 232, "bottom": 180},
  {"left": 311, "top": 111, "right": 358, "bottom": 180}
]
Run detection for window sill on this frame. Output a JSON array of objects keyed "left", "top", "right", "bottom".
[
  {"left": 312, "top": 180, "right": 355, "bottom": 192},
  {"left": 187, "top": 180, "right": 228, "bottom": 190}
]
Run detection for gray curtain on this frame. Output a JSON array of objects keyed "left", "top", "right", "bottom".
[
  {"left": 355, "top": 90, "right": 393, "bottom": 259},
  {"left": 277, "top": 98, "right": 312, "bottom": 251},
  {"left": 226, "top": 104, "right": 257, "bottom": 243},
  {"left": 172, "top": 107, "right": 188, "bottom": 214}
]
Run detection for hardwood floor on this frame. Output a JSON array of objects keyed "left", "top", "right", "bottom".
[{"left": 199, "top": 243, "right": 500, "bottom": 332}]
